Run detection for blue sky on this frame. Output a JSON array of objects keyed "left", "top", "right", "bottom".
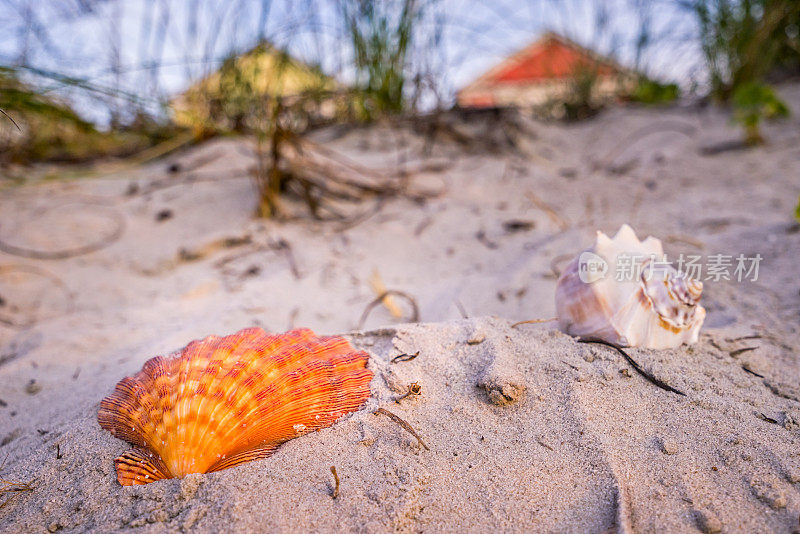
[{"left": 0, "top": 0, "right": 704, "bottom": 123}]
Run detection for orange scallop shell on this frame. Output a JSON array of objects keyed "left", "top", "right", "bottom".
[{"left": 98, "top": 327, "right": 372, "bottom": 486}]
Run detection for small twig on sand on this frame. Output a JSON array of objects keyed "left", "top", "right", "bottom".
[
  {"left": 0, "top": 480, "right": 31, "bottom": 510},
  {"left": 374, "top": 408, "right": 429, "bottom": 450},
  {"left": 330, "top": 466, "right": 340, "bottom": 499},
  {"left": 0, "top": 455, "right": 33, "bottom": 510},
  {"left": 729, "top": 334, "right": 762, "bottom": 342},
  {"left": 358, "top": 290, "right": 419, "bottom": 330},
  {"left": 391, "top": 351, "right": 419, "bottom": 364},
  {"left": 369, "top": 271, "right": 403, "bottom": 318},
  {"left": 577, "top": 338, "right": 686, "bottom": 396},
  {"left": 757, "top": 413, "right": 779, "bottom": 424},
  {"left": 742, "top": 365, "right": 764, "bottom": 378},
  {"left": 525, "top": 191, "right": 569, "bottom": 231},
  {"left": 729, "top": 346, "right": 758, "bottom": 358},
  {"left": 394, "top": 382, "right": 422, "bottom": 403},
  {"left": 511, "top": 318, "right": 557, "bottom": 329},
  {"left": 271, "top": 238, "right": 301, "bottom": 279},
  {"left": 413, "top": 216, "right": 433, "bottom": 237},
  {"left": 179, "top": 235, "right": 253, "bottom": 267}
]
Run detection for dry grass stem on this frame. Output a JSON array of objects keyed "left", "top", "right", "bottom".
[
  {"left": 0, "top": 455, "right": 33, "bottom": 511},
  {"left": 358, "top": 290, "right": 419, "bottom": 330},
  {"left": 369, "top": 270, "right": 403, "bottom": 318},
  {"left": 391, "top": 351, "right": 420, "bottom": 364},
  {"left": 374, "top": 408, "right": 429, "bottom": 450},
  {"left": 394, "top": 382, "right": 422, "bottom": 403},
  {"left": 330, "top": 466, "right": 340, "bottom": 499},
  {"left": 525, "top": 191, "right": 569, "bottom": 231},
  {"left": 577, "top": 338, "right": 686, "bottom": 396},
  {"left": 511, "top": 318, "right": 558, "bottom": 329}
]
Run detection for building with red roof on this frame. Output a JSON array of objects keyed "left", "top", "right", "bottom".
[{"left": 457, "top": 32, "right": 636, "bottom": 109}]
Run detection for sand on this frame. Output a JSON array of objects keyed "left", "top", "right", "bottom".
[{"left": 1, "top": 84, "right": 799, "bottom": 532}]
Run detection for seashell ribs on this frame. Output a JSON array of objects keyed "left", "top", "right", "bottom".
[
  {"left": 555, "top": 224, "right": 706, "bottom": 349},
  {"left": 98, "top": 327, "right": 372, "bottom": 486}
]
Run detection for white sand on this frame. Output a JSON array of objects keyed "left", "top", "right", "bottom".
[{"left": 1, "top": 84, "right": 799, "bottom": 532}]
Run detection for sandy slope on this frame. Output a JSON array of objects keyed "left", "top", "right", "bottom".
[
  {"left": 0, "top": 84, "right": 799, "bottom": 533},
  {"left": 3, "top": 320, "right": 800, "bottom": 532}
]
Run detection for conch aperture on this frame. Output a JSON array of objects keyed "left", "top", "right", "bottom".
[
  {"left": 98, "top": 327, "right": 373, "bottom": 486},
  {"left": 555, "top": 224, "right": 706, "bottom": 349}
]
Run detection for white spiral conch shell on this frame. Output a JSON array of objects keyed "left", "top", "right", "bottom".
[{"left": 555, "top": 224, "right": 706, "bottom": 349}]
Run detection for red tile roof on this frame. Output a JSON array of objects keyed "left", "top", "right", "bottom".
[
  {"left": 461, "top": 32, "right": 628, "bottom": 91},
  {"left": 491, "top": 37, "right": 619, "bottom": 84}
]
